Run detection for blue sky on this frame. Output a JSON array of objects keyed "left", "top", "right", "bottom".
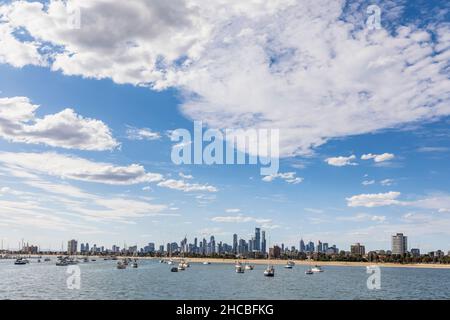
[{"left": 0, "top": 0, "right": 449, "bottom": 252}]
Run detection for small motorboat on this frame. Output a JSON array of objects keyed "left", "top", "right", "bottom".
[
  {"left": 203, "top": 261, "right": 211, "bottom": 265},
  {"left": 264, "top": 265, "right": 275, "bottom": 277},
  {"left": 14, "top": 258, "right": 28, "bottom": 265},
  {"left": 177, "top": 263, "right": 185, "bottom": 271},
  {"left": 171, "top": 267, "right": 178, "bottom": 272},
  {"left": 167, "top": 260, "right": 174, "bottom": 265},
  {"left": 284, "top": 260, "right": 295, "bottom": 268},
  {"left": 56, "top": 259, "right": 69, "bottom": 266},
  {"left": 44, "top": 258, "right": 51, "bottom": 262},
  {"left": 117, "top": 261, "right": 126, "bottom": 269},
  {"left": 132, "top": 260, "right": 138, "bottom": 268},
  {"left": 311, "top": 265, "right": 324, "bottom": 273},
  {"left": 244, "top": 264, "right": 254, "bottom": 270},
  {"left": 305, "top": 269, "right": 314, "bottom": 275},
  {"left": 235, "top": 264, "right": 245, "bottom": 273}
]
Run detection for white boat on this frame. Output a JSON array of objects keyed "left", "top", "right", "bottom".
[
  {"left": 203, "top": 261, "right": 211, "bottom": 265},
  {"left": 132, "top": 259, "right": 138, "bottom": 268},
  {"left": 284, "top": 260, "right": 295, "bottom": 269},
  {"left": 56, "top": 259, "right": 69, "bottom": 266},
  {"left": 167, "top": 260, "right": 174, "bottom": 265},
  {"left": 263, "top": 265, "right": 275, "bottom": 277},
  {"left": 305, "top": 269, "right": 314, "bottom": 275},
  {"left": 235, "top": 265, "right": 245, "bottom": 273},
  {"left": 117, "top": 261, "right": 126, "bottom": 269},
  {"left": 14, "top": 258, "right": 28, "bottom": 265},
  {"left": 177, "top": 263, "right": 185, "bottom": 271},
  {"left": 244, "top": 264, "right": 254, "bottom": 270},
  {"left": 311, "top": 265, "right": 323, "bottom": 273}
]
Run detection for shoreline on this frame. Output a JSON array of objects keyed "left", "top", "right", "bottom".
[{"left": 155, "top": 257, "right": 450, "bottom": 269}]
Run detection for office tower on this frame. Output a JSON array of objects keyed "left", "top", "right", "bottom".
[
  {"left": 85, "top": 243, "right": 89, "bottom": 252},
  {"left": 159, "top": 245, "right": 164, "bottom": 253},
  {"left": 80, "top": 243, "right": 85, "bottom": 253},
  {"left": 308, "top": 241, "right": 314, "bottom": 253},
  {"left": 249, "top": 238, "right": 253, "bottom": 252},
  {"left": 67, "top": 239, "right": 77, "bottom": 255},
  {"left": 350, "top": 243, "right": 366, "bottom": 255},
  {"left": 233, "top": 234, "right": 238, "bottom": 254},
  {"left": 317, "top": 240, "right": 322, "bottom": 253},
  {"left": 299, "top": 239, "right": 305, "bottom": 252},
  {"left": 210, "top": 236, "right": 216, "bottom": 254},
  {"left": 254, "top": 228, "right": 261, "bottom": 251},
  {"left": 202, "top": 238, "right": 207, "bottom": 255},
  {"left": 391, "top": 233, "right": 407, "bottom": 255},
  {"left": 261, "top": 231, "right": 266, "bottom": 253},
  {"left": 194, "top": 237, "right": 198, "bottom": 249},
  {"left": 281, "top": 243, "right": 284, "bottom": 252},
  {"left": 323, "top": 243, "right": 329, "bottom": 252}
]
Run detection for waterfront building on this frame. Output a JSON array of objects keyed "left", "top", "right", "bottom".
[
  {"left": 391, "top": 233, "right": 408, "bottom": 255},
  {"left": 411, "top": 248, "right": 420, "bottom": 257},
  {"left": 269, "top": 245, "right": 281, "bottom": 258},
  {"left": 317, "top": 240, "right": 322, "bottom": 253},
  {"left": 350, "top": 243, "right": 366, "bottom": 255},
  {"left": 323, "top": 243, "right": 329, "bottom": 252},
  {"left": 232, "top": 234, "right": 238, "bottom": 254},
  {"left": 67, "top": 239, "right": 77, "bottom": 255}
]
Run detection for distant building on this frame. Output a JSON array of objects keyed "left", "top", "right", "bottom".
[
  {"left": 254, "top": 228, "right": 261, "bottom": 252},
  {"left": 232, "top": 234, "right": 238, "bottom": 254},
  {"left": 391, "top": 233, "right": 407, "bottom": 255},
  {"left": 411, "top": 248, "right": 420, "bottom": 257},
  {"left": 350, "top": 243, "right": 365, "bottom": 255},
  {"left": 269, "top": 245, "right": 281, "bottom": 259},
  {"left": 67, "top": 239, "right": 77, "bottom": 255},
  {"left": 261, "top": 231, "right": 267, "bottom": 254},
  {"left": 299, "top": 239, "right": 305, "bottom": 253}
]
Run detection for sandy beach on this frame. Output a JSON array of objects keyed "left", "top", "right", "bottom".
[{"left": 160, "top": 257, "right": 450, "bottom": 269}]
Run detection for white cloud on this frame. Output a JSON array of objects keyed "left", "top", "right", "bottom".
[
  {"left": 261, "top": 171, "right": 303, "bottom": 184},
  {"left": 126, "top": 126, "right": 161, "bottom": 141},
  {"left": 325, "top": 155, "right": 357, "bottom": 167},
  {"left": 338, "top": 213, "right": 386, "bottom": 223},
  {"left": 0, "top": 96, "right": 118, "bottom": 150},
  {"left": 380, "top": 178, "right": 394, "bottom": 186},
  {"left": 362, "top": 180, "right": 375, "bottom": 186},
  {"left": 179, "top": 172, "right": 193, "bottom": 179},
  {"left": 346, "top": 191, "right": 402, "bottom": 207},
  {"left": 157, "top": 179, "right": 217, "bottom": 192},
  {"left": 361, "top": 153, "right": 395, "bottom": 163},
  {"left": 1, "top": 1, "right": 449, "bottom": 157},
  {"left": 225, "top": 208, "right": 240, "bottom": 213},
  {"left": 211, "top": 214, "right": 279, "bottom": 229},
  {"left": 0, "top": 151, "right": 163, "bottom": 185}
]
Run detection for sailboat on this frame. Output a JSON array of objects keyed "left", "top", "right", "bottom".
[
  {"left": 235, "top": 261, "right": 245, "bottom": 273},
  {"left": 264, "top": 237, "right": 275, "bottom": 277}
]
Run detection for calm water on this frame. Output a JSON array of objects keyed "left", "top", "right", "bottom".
[{"left": 1, "top": 259, "right": 450, "bottom": 299}]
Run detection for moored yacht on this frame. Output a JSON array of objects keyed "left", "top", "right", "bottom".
[
  {"left": 263, "top": 265, "right": 275, "bottom": 277},
  {"left": 311, "top": 265, "right": 324, "bottom": 273}
]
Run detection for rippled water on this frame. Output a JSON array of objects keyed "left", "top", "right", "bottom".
[{"left": 1, "top": 259, "right": 450, "bottom": 299}]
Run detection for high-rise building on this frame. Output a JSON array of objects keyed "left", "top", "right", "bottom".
[
  {"left": 323, "top": 243, "right": 329, "bottom": 252},
  {"left": 391, "top": 233, "right": 407, "bottom": 255},
  {"left": 317, "top": 240, "right": 323, "bottom": 253},
  {"left": 80, "top": 243, "right": 85, "bottom": 253},
  {"left": 411, "top": 248, "right": 420, "bottom": 257},
  {"left": 350, "top": 243, "right": 365, "bottom": 255},
  {"left": 261, "top": 231, "right": 266, "bottom": 254},
  {"left": 233, "top": 234, "right": 238, "bottom": 254},
  {"left": 254, "top": 228, "right": 261, "bottom": 252},
  {"left": 299, "top": 239, "right": 305, "bottom": 253},
  {"left": 67, "top": 239, "right": 77, "bottom": 255},
  {"left": 210, "top": 236, "right": 216, "bottom": 254}
]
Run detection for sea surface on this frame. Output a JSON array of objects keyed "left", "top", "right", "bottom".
[{"left": 1, "top": 258, "right": 450, "bottom": 300}]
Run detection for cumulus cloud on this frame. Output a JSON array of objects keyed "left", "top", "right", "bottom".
[
  {"left": 380, "top": 178, "right": 394, "bottom": 186},
  {"left": 157, "top": 179, "right": 217, "bottom": 192},
  {"left": 361, "top": 153, "right": 395, "bottom": 162},
  {"left": 261, "top": 171, "right": 303, "bottom": 184},
  {"left": 179, "top": 172, "right": 193, "bottom": 179},
  {"left": 126, "top": 126, "right": 161, "bottom": 141},
  {"left": 1, "top": 1, "right": 449, "bottom": 157},
  {"left": 325, "top": 155, "right": 357, "bottom": 167},
  {"left": 0, "top": 151, "right": 163, "bottom": 185},
  {"left": 0, "top": 96, "right": 118, "bottom": 150},
  {"left": 346, "top": 191, "right": 402, "bottom": 207},
  {"left": 338, "top": 213, "right": 386, "bottom": 223}
]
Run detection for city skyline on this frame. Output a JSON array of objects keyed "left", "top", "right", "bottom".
[{"left": 0, "top": 0, "right": 449, "bottom": 253}]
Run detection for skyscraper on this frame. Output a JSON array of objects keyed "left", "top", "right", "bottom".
[
  {"left": 350, "top": 243, "right": 365, "bottom": 255},
  {"left": 67, "top": 239, "right": 77, "bottom": 255},
  {"left": 299, "top": 239, "right": 305, "bottom": 253},
  {"left": 261, "top": 231, "right": 266, "bottom": 253},
  {"left": 392, "top": 233, "right": 408, "bottom": 255},
  {"left": 233, "top": 234, "right": 238, "bottom": 254},
  {"left": 254, "top": 228, "right": 261, "bottom": 252}
]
